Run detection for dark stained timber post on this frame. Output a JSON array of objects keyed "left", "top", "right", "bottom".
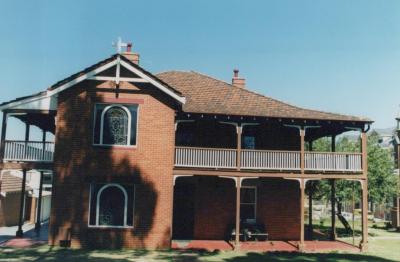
[
  {"left": 41, "top": 130, "right": 46, "bottom": 160},
  {"left": 236, "top": 126, "right": 242, "bottom": 170},
  {"left": 35, "top": 171, "right": 44, "bottom": 232},
  {"left": 16, "top": 169, "right": 27, "bottom": 237},
  {"left": 24, "top": 123, "right": 30, "bottom": 159},
  {"left": 0, "top": 112, "right": 7, "bottom": 161},
  {"left": 235, "top": 177, "right": 241, "bottom": 248},
  {"left": 330, "top": 179, "right": 336, "bottom": 241},
  {"left": 300, "top": 129, "right": 305, "bottom": 175},
  {"left": 308, "top": 181, "right": 313, "bottom": 240},
  {"left": 299, "top": 179, "right": 305, "bottom": 251},
  {"left": 360, "top": 130, "right": 369, "bottom": 251}
]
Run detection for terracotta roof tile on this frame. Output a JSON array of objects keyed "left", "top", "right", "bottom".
[
  {"left": 156, "top": 71, "right": 372, "bottom": 123},
  {"left": 0, "top": 171, "right": 31, "bottom": 194}
]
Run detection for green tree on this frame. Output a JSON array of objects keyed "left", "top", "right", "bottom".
[
  {"left": 367, "top": 131, "right": 397, "bottom": 205},
  {"left": 308, "top": 132, "right": 397, "bottom": 206}
]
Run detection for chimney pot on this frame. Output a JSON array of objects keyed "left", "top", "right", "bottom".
[
  {"left": 234, "top": 69, "right": 239, "bottom": 78},
  {"left": 127, "top": 43, "right": 132, "bottom": 52},
  {"left": 232, "top": 69, "right": 245, "bottom": 88}
]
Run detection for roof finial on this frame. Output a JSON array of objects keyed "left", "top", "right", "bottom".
[{"left": 112, "top": 37, "right": 131, "bottom": 54}]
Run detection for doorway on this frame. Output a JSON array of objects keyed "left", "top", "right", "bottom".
[{"left": 172, "top": 182, "right": 195, "bottom": 239}]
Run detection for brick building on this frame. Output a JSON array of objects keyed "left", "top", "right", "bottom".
[{"left": 0, "top": 42, "right": 372, "bottom": 251}]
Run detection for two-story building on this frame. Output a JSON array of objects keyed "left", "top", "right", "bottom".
[{"left": 0, "top": 42, "right": 372, "bottom": 251}]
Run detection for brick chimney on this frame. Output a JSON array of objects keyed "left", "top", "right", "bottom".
[
  {"left": 122, "top": 43, "right": 140, "bottom": 65},
  {"left": 232, "top": 69, "right": 245, "bottom": 88}
]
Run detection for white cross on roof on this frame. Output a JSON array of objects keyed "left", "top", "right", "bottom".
[{"left": 112, "top": 37, "right": 131, "bottom": 54}]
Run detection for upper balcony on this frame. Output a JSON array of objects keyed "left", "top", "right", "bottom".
[
  {"left": 0, "top": 110, "right": 55, "bottom": 169},
  {"left": 173, "top": 114, "right": 368, "bottom": 176},
  {"left": 175, "top": 147, "right": 363, "bottom": 172},
  {"left": 3, "top": 140, "right": 54, "bottom": 162}
]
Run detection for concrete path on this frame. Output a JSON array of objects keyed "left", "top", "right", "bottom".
[{"left": 0, "top": 222, "right": 48, "bottom": 247}]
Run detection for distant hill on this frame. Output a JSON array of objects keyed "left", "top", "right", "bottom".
[{"left": 373, "top": 127, "right": 396, "bottom": 136}]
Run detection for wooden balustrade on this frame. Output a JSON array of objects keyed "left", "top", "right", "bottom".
[
  {"left": 3, "top": 140, "right": 54, "bottom": 162},
  {"left": 175, "top": 146, "right": 237, "bottom": 168},
  {"left": 304, "top": 152, "right": 362, "bottom": 172},
  {"left": 241, "top": 149, "right": 301, "bottom": 170},
  {"left": 175, "top": 147, "right": 363, "bottom": 172}
]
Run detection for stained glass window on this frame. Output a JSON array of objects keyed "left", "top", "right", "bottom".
[
  {"left": 103, "top": 107, "right": 128, "bottom": 145},
  {"left": 89, "top": 183, "right": 134, "bottom": 227},
  {"left": 98, "top": 186, "right": 125, "bottom": 226},
  {"left": 93, "top": 104, "right": 138, "bottom": 146}
]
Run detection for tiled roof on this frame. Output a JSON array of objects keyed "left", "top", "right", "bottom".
[
  {"left": 156, "top": 71, "right": 372, "bottom": 123},
  {"left": 0, "top": 171, "right": 31, "bottom": 194}
]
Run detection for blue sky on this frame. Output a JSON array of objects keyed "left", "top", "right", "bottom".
[{"left": 0, "top": 0, "right": 399, "bottom": 138}]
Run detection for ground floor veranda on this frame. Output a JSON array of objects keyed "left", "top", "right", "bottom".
[{"left": 172, "top": 174, "right": 369, "bottom": 252}]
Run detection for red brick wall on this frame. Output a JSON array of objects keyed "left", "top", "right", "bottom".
[
  {"left": 193, "top": 177, "right": 236, "bottom": 239},
  {"left": 0, "top": 193, "right": 25, "bottom": 226},
  {"left": 49, "top": 80, "right": 177, "bottom": 249},
  {"left": 257, "top": 178, "right": 300, "bottom": 240},
  {"left": 190, "top": 177, "right": 300, "bottom": 240}
]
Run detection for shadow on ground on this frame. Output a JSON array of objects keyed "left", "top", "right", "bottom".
[{"left": 0, "top": 245, "right": 397, "bottom": 262}]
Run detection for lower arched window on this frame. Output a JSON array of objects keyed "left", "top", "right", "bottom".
[{"left": 89, "top": 183, "right": 134, "bottom": 227}]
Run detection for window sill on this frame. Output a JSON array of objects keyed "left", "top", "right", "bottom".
[
  {"left": 88, "top": 225, "right": 134, "bottom": 229},
  {"left": 93, "top": 144, "right": 137, "bottom": 150}
]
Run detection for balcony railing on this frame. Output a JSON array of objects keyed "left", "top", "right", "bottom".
[
  {"left": 3, "top": 140, "right": 54, "bottom": 162},
  {"left": 175, "top": 146, "right": 363, "bottom": 173},
  {"left": 241, "top": 149, "right": 300, "bottom": 170},
  {"left": 175, "top": 147, "right": 237, "bottom": 168},
  {"left": 305, "top": 152, "right": 362, "bottom": 172}
]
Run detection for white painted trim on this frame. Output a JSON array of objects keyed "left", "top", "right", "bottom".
[
  {"left": 99, "top": 104, "right": 132, "bottom": 146},
  {"left": 284, "top": 177, "right": 305, "bottom": 189},
  {"left": 175, "top": 120, "right": 195, "bottom": 131},
  {"left": 88, "top": 76, "right": 149, "bottom": 83},
  {"left": 173, "top": 175, "right": 193, "bottom": 186},
  {"left": 95, "top": 183, "right": 128, "bottom": 227},
  {"left": 47, "top": 60, "right": 118, "bottom": 97},
  {"left": 219, "top": 176, "right": 238, "bottom": 187},
  {"left": 239, "top": 177, "right": 259, "bottom": 187},
  {"left": 346, "top": 179, "right": 365, "bottom": 190},
  {"left": 120, "top": 60, "right": 186, "bottom": 104},
  {"left": 0, "top": 55, "right": 185, "bottom": 111},
  {"left": 0, "top": 59, "right": 117, "bottom": 111},
  {"left": 219, "top": 122, "right": 242, "bottom": 134},
  {"left": 116, "top": 56, "right": 121, "bottom": 84}
]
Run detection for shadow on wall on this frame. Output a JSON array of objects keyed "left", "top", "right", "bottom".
[{"left": 48, "top": 84, "right": 163, "bottom": 249}]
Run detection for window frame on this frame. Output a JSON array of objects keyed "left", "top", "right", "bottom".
[
  {"left": 240, "top": 186, "right": 257, "bottom": 222},
  {"left": 88, "top": 183, "right": 135, "bottom": 229},
  {"left": 93, "top": 103, "right": 139, "bottom": 148}
]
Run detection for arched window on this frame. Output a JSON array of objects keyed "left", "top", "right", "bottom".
[
  {"left": 89, "top": 183, "right": 134, "bottom": 228},
  {"left": 93, "top": 104, "right": 138, "bottom": 146},
  {"left": 101, "top": 106, "right": 130, "bottom": 145}
]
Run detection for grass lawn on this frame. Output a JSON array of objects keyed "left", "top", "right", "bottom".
[
  {"left": 1, "top": 227, "right": 399, "bottom": 261},
  {"left": 1, "top": 239, "right": 399, "bottom": 262}
]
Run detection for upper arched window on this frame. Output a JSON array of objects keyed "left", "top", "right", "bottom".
[
  {"left": 93, "top": 104, "right": 138, "bottom": 146},
  {"left": 102, "top": 106, "right": 129, "bottom": 145}
]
